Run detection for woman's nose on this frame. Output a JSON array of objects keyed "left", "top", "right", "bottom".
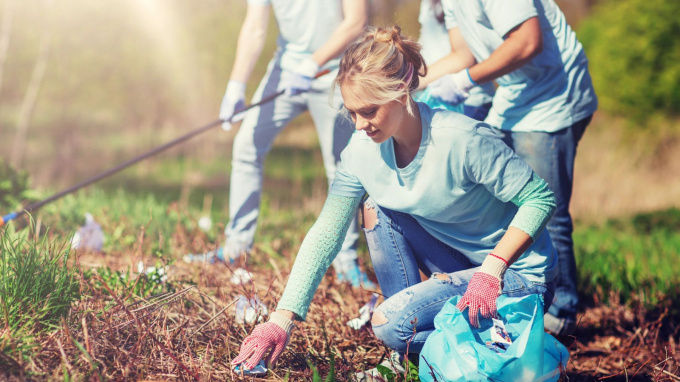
[{"left": 355, "top": 116, "right": 369, "bottom": 131}]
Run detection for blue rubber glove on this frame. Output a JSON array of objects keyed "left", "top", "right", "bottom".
[
  {"left": 282, "top": 58, "right": 319, "bottom": 96},
  {"left": 220, "top": 81, "right": 247, "bottom": 131},
  {"left": 427, "top": 69, "right": 476, "bottom": 106}
]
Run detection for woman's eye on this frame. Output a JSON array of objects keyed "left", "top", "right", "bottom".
[{"left": 361, "top": 108, "right": 376, "bottom": 117}]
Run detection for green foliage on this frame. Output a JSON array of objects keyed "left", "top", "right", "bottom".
[
  {"left": 39, "top": 187, "right": 210, "bottom": 255},
  {"left": 405, "top": 359, "right": 420, "bottom": 381},
  {"left": 574, "top": 208, "right": 680, "bottom": 307},
  {"left": 0, "top": 227, "right": 79, "bottom": 331},
  {"left": 0, "top": 224, "right": 80, "bottom": 365},
  {"left": 578, "top": 0, "right": 680, "bottom": 124},
  {"left": 85, "top": 261, "right": 173, "bottom": 300},
  {"left": 0, "top": 159, "right": 41, "bottom": 212},
  {"left": 375, "top": 359, "right": 421, "bottom": 382},
  {"left": 377, "top": 364, "right": 398, "bottom": 381}
]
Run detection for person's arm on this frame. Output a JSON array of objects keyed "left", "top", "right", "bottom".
[
  {"left": 467, "top": 17, "right": 542, "bottom": 84},
  {"left": 423, "top": 17, "right": 542, "bottom": 106},
  {"left": 231, "top": 194, "right": 362, "bottom": 369},
  {"left": 456, "top": 173, "right": 554, "bottom": 327},
  {"left": 420, "top": 27, "right": 476, "bottom": 88},
  {"left": 457, "top": 131, "right": 555, "bottom": 327},
  {"left": 309, "top": 0, "right": 368, "bottom": 68},
  {"left": 488, "top": 172, "right": 556, "bottom": 265},
  {"left": 276, "top": 194, "right": 362, "bottom": 319},
  {"left": 282, "top": 0, "right": 367, "bottom": 97},
  {"left": 219, "top": 3, "right": 270, "bottom": 130},
  {"left": 229, "top": 3, "right": 271, "bottom": 83}
]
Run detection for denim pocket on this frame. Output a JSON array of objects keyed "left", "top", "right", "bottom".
[{"left": 501, "top": 271, "right": 532, "bottom": 295}]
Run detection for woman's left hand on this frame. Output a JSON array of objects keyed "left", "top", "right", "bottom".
[
  {"left": 231, "top": 311, "right": 295, "bottom": 370},
  {"left": 456, "top": 271, "right": 502, "bottom": 327},
  {"left": 456, "top": 254, "right": 508, "bottom": 327}
]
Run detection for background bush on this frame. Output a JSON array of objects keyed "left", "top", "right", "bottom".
[
  {"left": 578, "top": 0, "right": 680, "bottom": 124},
  {"left": 0, "top": 159, "right": 40, "bottom": 212}
]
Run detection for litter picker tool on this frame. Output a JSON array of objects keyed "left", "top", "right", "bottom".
[{"left": 0, "top": 69, "right": 331, "bottom": 227}]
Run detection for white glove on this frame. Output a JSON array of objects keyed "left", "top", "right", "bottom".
[
  {"left": 220, "top": 81, "right": 247, "bottom": 131},
  {"left": 427, "top": 69, "right": 477, "bottom": 105},
  {"left": 281, "top": 58, "right": 319, "bottom": 96}
]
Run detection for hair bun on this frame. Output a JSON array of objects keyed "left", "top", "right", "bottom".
[{"left": 374, "top": 25, "right": 402, "bottom": 45}]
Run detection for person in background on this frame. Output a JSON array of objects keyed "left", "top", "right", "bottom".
[
  {"left": 184, "top": 0, "right": 373, "bottom": 288},
  {"left": 422, "top": 0, "right": 598, "bottom": 335},
  {"left": 229, "top": 26, "right": 557, "bottom": 379},
  {"left": 417, "top": 0, "right": 495, "bottom": 120}
]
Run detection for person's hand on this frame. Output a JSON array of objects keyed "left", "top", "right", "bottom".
[
  {"left": 456, "top": 254, "right": 508, "bottom": 328},
  {"left": 220, "top": 81, "right": 247, "bottom": 131},
  {"left": 281, "top": 58, "right": 319, "bottom": 96},
  {"left": 427, "top": 69, "right": 476, "bottom": 105},
  {"left": 231, "top": 311, "right": 295, "bottom": 370}
]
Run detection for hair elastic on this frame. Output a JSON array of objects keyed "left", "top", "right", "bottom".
[{"left": 399, "top": 62, "right": 414, "bottom": 90}]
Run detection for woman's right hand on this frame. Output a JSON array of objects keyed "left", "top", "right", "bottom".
[{"left": 231, "top": 311, "right": 295, "bottom": 370}]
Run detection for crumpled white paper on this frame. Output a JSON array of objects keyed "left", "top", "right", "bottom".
[{"left": 347, "top": 293, "right": 379, "bottom": 330}]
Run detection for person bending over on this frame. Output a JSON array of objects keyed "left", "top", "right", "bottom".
[{"left": 231, "top": 26, "right": 557, "bottom": 378}]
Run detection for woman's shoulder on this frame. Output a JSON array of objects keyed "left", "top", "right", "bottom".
[
  {"left": 428, "top": 108, "right": 495, "bottom": 140},
  {"left": 340, "top": 130, "right": 379, "bottom": 161}
]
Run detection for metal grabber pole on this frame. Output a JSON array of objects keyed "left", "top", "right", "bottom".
[{"left": 0, "top": 69, "right": 332, "bottom": 227}]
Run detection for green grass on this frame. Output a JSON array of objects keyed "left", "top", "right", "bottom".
[
  {"left": 0, "top": 225, "right": 79, "bottom": 331},
  {"left": 574, "top": 208, "right": 680, "bottom": 308},
  {"left": 0, "top": 223, "right": 80, "bottom": 365}
]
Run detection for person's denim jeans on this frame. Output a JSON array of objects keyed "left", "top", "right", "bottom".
[
  {"left": 495, "top": 116, "right": 592, "bottom": 331},
  {"left": 225, "top": 57, "right": 359, "bottom": 270},
  {"left": 362, "top": 198, "right": 555, "bottom": 353}
]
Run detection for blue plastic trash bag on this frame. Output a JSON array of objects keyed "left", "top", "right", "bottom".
[
  {"left": 419, "top": 294, "right": 569, "bottom": 382},
  {"left": 413, "top": 88, "right": 464, "bottom": 114}
]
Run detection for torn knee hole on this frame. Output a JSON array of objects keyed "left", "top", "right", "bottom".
[
  {"left": 362, "top": 204, "right": 378, "bottom": 230},
  {"left": 433, "top": 273, "right": 452, "bottom": 283},
  {"left": 371, "top": 310, "right": 388, "bottom": 326}
]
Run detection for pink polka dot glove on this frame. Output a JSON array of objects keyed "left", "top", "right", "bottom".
[
  {"left": 456, "top": 254, "right": 508, "bottom": 328},
  {"left": 231, "top": 311, "right": 295, "bottom": 370}
]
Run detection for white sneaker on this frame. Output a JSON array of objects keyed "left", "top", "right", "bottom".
[{"left": 355, "top": 352, "right": 405, "bottom": 381}]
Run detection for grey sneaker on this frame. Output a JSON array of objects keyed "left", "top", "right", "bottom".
[
  {"left": 544, "top": 312, "right": 576, "bottom": 336},
  {"left": 355, "top": 352, "right": 405, "bottom": 381}
]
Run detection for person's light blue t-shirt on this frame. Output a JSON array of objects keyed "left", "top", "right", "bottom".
[
  {"left": 330, "top": 103, "right": 557, "bottom": 283},
  {"left": 247, "top": 0, "right": 343, "bottom": 72},
  {"left": 418, "top": 0, "right": 495, "bottom": 108},
  {"left": 442, "top": 0, "right": 598, "bottom": 132}
]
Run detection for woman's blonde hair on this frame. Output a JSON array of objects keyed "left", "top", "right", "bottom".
[{"left": 335, "top": 26, "right": 427, "bottom": 116}]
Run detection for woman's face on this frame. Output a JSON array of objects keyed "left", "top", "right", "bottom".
[{"left": 341, "top": 83, "right": 406, "bottom": 144}]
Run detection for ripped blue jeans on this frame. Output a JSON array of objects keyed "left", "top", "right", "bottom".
[{"left": 362, "top": 198, "right": 555, "bottom": 353}]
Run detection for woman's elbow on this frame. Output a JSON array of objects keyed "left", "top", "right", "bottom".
[{"left": 546, "top": 193, "right": 557, "bottom": 217}]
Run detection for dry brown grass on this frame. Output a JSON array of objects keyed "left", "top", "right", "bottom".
[{"left": 1, "top": 237, "right": 678, "bottom": 381}]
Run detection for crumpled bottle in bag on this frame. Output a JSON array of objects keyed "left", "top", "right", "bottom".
[
  {"left": 70, "top": 213, "right": 105, "bottom": 252},
  {"left": 234, "top": 295, "right": 268, "bottom": 325}
]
